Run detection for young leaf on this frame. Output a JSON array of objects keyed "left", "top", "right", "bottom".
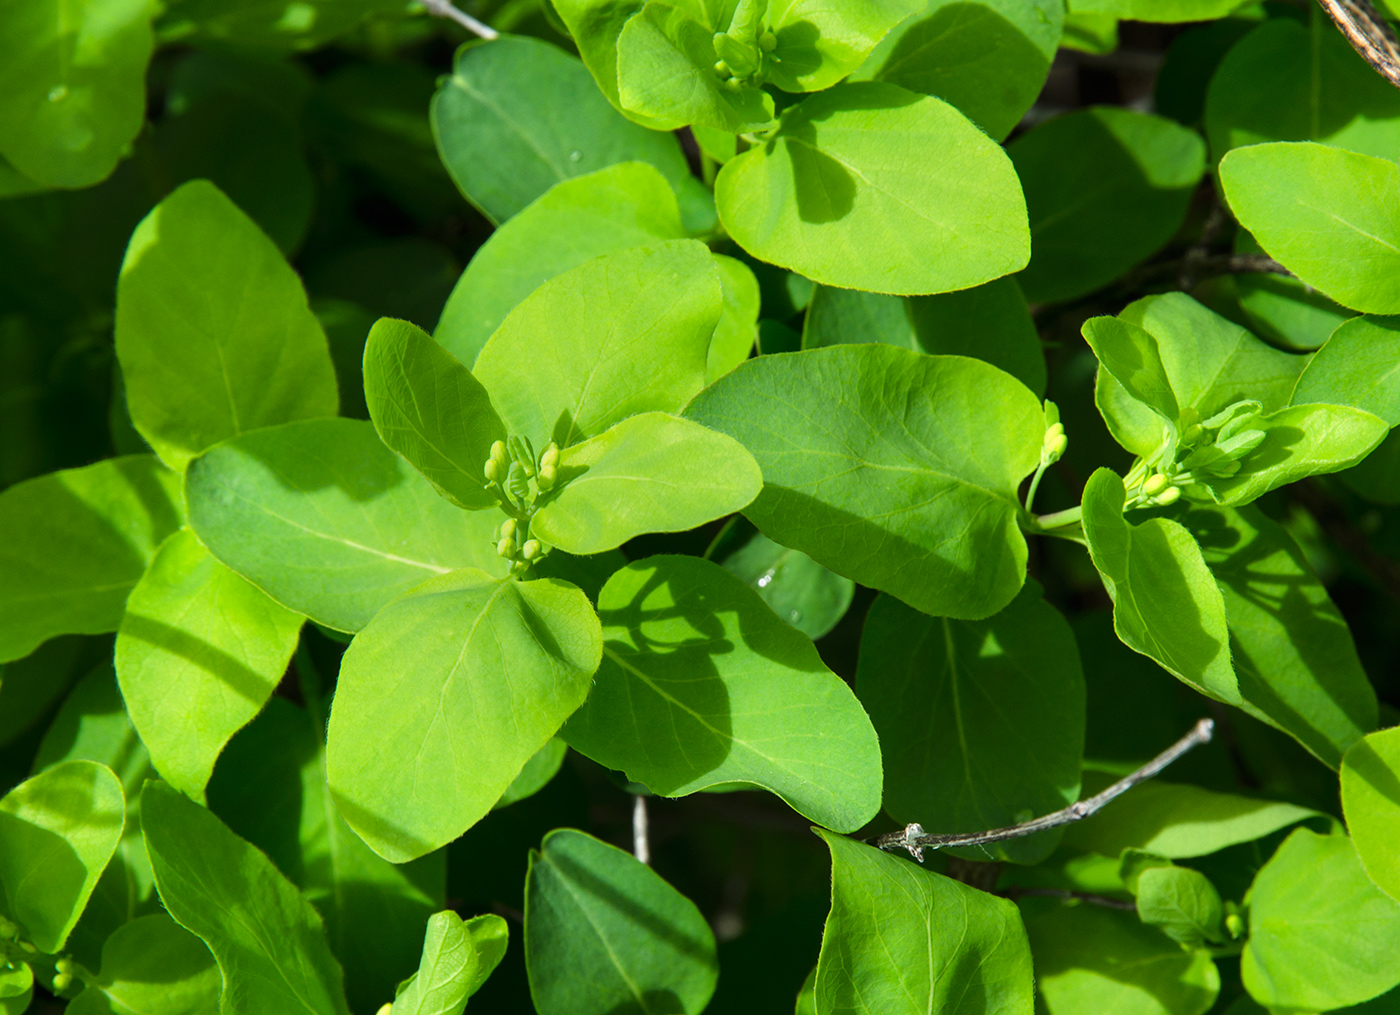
[
  {"left": 813, "top": 831, "right": 1034, "bottom": 1014},
  {"left": 67, "top": 913, "right": 220, "bottom": 1015},
  {"left": 326, "top": 569, "right": 602, "bottom": 862},
  {"left": 525, "top": 829, "right": 717, "bottom": 1015},
  {"left": 0, "top": 455, "right": 183, "bottom": 663},
  {"left": 141, "top": 781, "right": 352, "bottom": 1015},
  {"left": 208, "top": 698, "right": 444, "bottom": 1013},
  {"left": 717, "top": 527, "right": 854, "bottom": 640},
  {"left": 708, "top": 254, "right": 761, "bottom": 384},
  {"left": 1292, "top": 314, "right": 1400, "bottom": 425},
  {"left": 435, "top": 163, "right": 687, "bottom": 366},
  {"left": 1135, "top": 866, "right": 1226, "bottom": 946},
  {"left": 761, "top": 0, "right": 926, "bottom": 93},
  {"left": 1185, "top": 504, "right": 1377, "bottom": 768},
  {"left": 0, "top": 761, "right": 124, "bottom": 954},
  {"left": 716, "top": 82, "right": 1030, "bottom": 295},
  {"left": 1060, "top": 778, "right": 1319, "bottom": 859},
  {"left": 362, "top": 318, "right": 507, "bottom": 510},
  {"left": 1219, "top": 141, "right": 1400, "bottom": 314},
  {"left": 687, "top": 345, "right": 1044, "bottom": 620},
  {"left": 0, "top": 0, "right": 153, "bottom": 188},
  {"left": 549, "top": 0, "right": 675, "bottom": 129},
  {"left": 1243, "top": 829, "right": 1400, "bottom": 1012},
  {"left": 114, "top": 180, "right": 338, "bottom": 472},
  {"left": 1080, "top": 469, "right": 1238, "bottom": 703},
  {"left": 562, "top": 555, "right": 882, "bottom": 832},
  {"left": 1205, "top": 17, "right": 1400, "bottom": 164},
  {"left": 856, "top": 582, "right": 1085, "bottom": 864},
  {"left": 1341, "top": 726, "right": 1400, "bottom": 905},
  {"left": 531, "top": 413, "right": 763, "bottom": 555},
  {"left": 115, "top": 529, "right": 302, "bottom": 801},
  {"left": 474, "top": 241, "right": 723, "bottom": 449},
  {"left": 430, "top": 35, "right": 698, "bottom": 225},
  {"left": 185, "top": 419, "right": 507, "bottom": 633},
  {"left": 390, "top": 911, "right": 506, "bottom": 1015},
  {"left": 1082, "top": 316, "right": 1180, "bottom": 424},
  {"left": 849, "top": 0, "right": 1063, "bottom": 140},
  {"left": 1026, "top": 902, "right": 1220, "bottom": 1015},
  {"left": 1010, "top": 107, "right": 1205, "bottom": 303}
]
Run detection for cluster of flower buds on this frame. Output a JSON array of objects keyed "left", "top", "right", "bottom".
[
  {"left": 1042, "top": 421, "right": 1068, "bottom": 463},
  {"left": 712, "top": 0, "right": 774, "bottom": 89},
  {"left": 1139, "top": 470, "right": 1181, "bottom": 507},
  {"left": 482, "top": 436, "right": 562, "bottom": 576},
  {"left": 494, "top": 516, "right": 542, "bottom": 572},
  {"left": 52, "top": 956, "right": 75, "bottom": 993},
  {"left": 1178, "top": 400, "right": 1266, "bottom": 479}
]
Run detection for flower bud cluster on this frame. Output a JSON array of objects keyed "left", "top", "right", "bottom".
[
  {"left": 1128, "top": 398, "right": 1269, "bottom": 508},
  {"left": 712, "top": 0, "right": 775, "bottom": 90},
  {"left": 482, "top": 436, "right": 560, "bottom": 576}
]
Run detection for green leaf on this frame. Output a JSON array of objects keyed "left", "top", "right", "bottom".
[
  {"left": 362, "top": 318, "right": 506, "bottom": 511},
  {"left": 153, "top": 0, "right": 401, "bottom": 51},
  {"left": 0, "top": 760, "right": 124, "bottom": 954},
  {"left": 435, "top": 163, "right": 687, "bottom": 367},
  {"left": 474, "top": 241, "right": 723, "bottom": 449},
  {"left": 1231, "top": 230, "right": 1356, "bottom": 353},
  {"left": 207, "top": 698, "right": 444, "bottom": 1014},
  {"left": 115, "top": 180, "right": 338, "bottom": 472},
  {"left": 1219, "top": 141, "right": 1400, "bottom": 314},
  {"left": 849, "top": 0, "right": 1062, "bottom": 140},
  {"left": 185, "top": 419, "right": 507, "bottom": 633},
  {"left": 1080, "top": 469, "right": 1238, "bottom": 703},
  {"left": 548, "top": 0, "right": 670, "bottom": 128},
  {"left": 1344, "top": 428, "right": 1400, "bottom": 504},
  {"left": 687, "top": 345, "right": 1044, "bottom": 620},
  {"left": 1060, "top": 778, "right": 1320, "bottom": 858},
  {"left": 615, "top": 3, "right": 776, "bottom": 132},
  {"left": 430, "top": 34, "right": 700, "bottom": 225},
  {"left": 326, "top": 569, "right": 602, "bottom": 862},
  {"left": 1083, "top": 316, "right": 1180, "bottom": 424},
  {"left": 1293, "top": 314, "right": 1400, "bottom": 425},
  {"left": 1342, "top": 726, "right": 1400, "bottom": 905},
  {"left": 1025, "top": 901, "right": 1220, "bottom": 1015},
  {"left": 1205, "top": 17, "right": 1400, "bottom": 163},
  {"left": 795, "top": 967, "right": 816, "bottom": 1015},
  {"left": 813, "top": 830, "right": 1034, "bottom": 1014},
  {"left": 717, "top": 526, "right": 854, "bottom": 640},
  {"left": 715, "top": 82, "right": 1030, "bottom": 295},
  {"left": 0, "top": 455, "right": 184, "bottom": 663},
  {"left": 1243, "top": 829, "right": 1400, "bottom": 1012},
  {"left": 68, "top": 913, "right": 220, "bottom": 1015},
  {"left": 1185, "top": 504, "right": 1377, "bottom": 768},
  {"left": 0, "top": 0, "right": 153, "bottom": 187},
  {"left": 0, "top": 963, "right": 32, "bottom": 1015},
  {"left": 115, "top": 529, "right": 302, "bottom": 801},
  {"left": 1061, "top": 9, "right": 1117, "bottom": 53},
  {"left": 709, "top": 254, "right": 761, "bottom": 384},
  {"left": 525, "top": 828, "right": 717, "bottom": 1015},
  {"left": 531, "top": 413, "right": 763, "bottom": 555},
  {"left": 1135, "top": 866, "right": 1226, "bottom": 946},
  {"left": 761, "top": 0, "right": 926, "bottom": 94},
  {"left": 1067, "top": 0, "right": 1249, "bottom": 21},
  {"left": 562, "top": 555, "right": 882, "bottom": 832},
  {"left": 496, "top": 739, "right": 569, "bottom": 811},
  {"left": 801, "top": 278, "right": 1047, "bottom": 396},
  {"left": 390, "top": 911, "right": 506, "bottom": 1015},
  {"left": 141, "top": 781, "right": 352, "bottom": 1015},
  {"left": 855, "top": 581, "right": 1084, "bottom": 864},
  {"left": 1010, "top": 107, "right": 1205, "bottom": 303},
  {"left": 0, "top": 639, "right": 97, "bottom": 748}
]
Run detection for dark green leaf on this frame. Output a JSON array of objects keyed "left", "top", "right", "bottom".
[{"left": 717, "top": 527, "right": 854, "bottom": 640}]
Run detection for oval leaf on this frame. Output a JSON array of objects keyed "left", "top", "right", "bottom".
[{"left": 1342, "top": 726, "right": 1400, "bottom": 906}]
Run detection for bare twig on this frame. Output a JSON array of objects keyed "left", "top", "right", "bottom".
[
  {"left": 1000, "top": 887, "right": 1137, "bottom": 911},
  {"left": 418, "top": 0, "right": 498, "bottom": 39},
  {"left": 1317, "top": 0, "right": 1400, "bottom": 89},
  {"left": 633, "top": 795, "right": 650, "bottom": 865},
  {"left": 870, "top": 719, "right": 1215, "bottom": 860}
]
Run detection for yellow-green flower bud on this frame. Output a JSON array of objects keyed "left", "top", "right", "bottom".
[
  {"left": 490, "top": 440, "right": 507, "bottom": 464},
  {"left": 53, "top": 972, "right": 72, "bottom": 993},
  {"left": 1181, "top": 423, "right": 1202, "bottom": 444},
  {"left": 496, "top": 536, "right": 517, "bottom": 558},
  {"left": 376, "top": 1005, "right": 393, "bottom": 1015},
  {"left": 759, "top": 30, "right": 776, "bottom": 50},
  {"left": 499, "top": 518, "right": 517, "bottom": 541},
  {"left": 522, "top": 539, "right": 541, "bottom": 561},
  {"left": 55, "top": 957, "right": 74, "bottom": 975},
  {"left": 1142, "top": 472, "right": 1169, "bottom": 497},
  {"left": 1048, "top": 432, "right": 1068, "bottom": 458},
  {"left": 714, "top": 59, "right": 731, "bottom": 76},
  {"left": 1225, "top": 912, "right": 1245, "bottom": 939},
  {"left": 541, "top": 444, "right": 559, "bottom": 469},
  {"left": 484, "top": 458, "right": 502, "bottom": 484},
  {"left": 1156, "top": 486, "right": 1181, "bottom": 506},
  {"left": 538, "top": 462, "right": 558, "bottom": 491}
]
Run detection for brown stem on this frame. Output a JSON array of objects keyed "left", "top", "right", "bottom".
[{"left": 1316, "top": 0, "right": 1400, "bottom": 89}]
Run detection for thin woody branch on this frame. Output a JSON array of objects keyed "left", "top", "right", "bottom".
[
  {"left": 1316, "top": 0, "right": 1400, "bottom": 89},
  {"left": 418, "top": 0, "right": 499, "bottom": 39},
  {"left": 870, "top": 718, "right": 1215, "bottom": 861}
]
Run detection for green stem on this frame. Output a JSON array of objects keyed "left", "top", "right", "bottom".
[{"left": 1023, "top": 460, "right": 1051, "bottom": 515}]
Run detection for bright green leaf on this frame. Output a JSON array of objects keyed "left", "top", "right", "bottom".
[
  {"left": 709, "top": 254, "right": 760, "bottom": 384},
  {"left": 532, "top": 413, "right": 763, "bottom": 555},
  {"left": 525, "top": 828, "right": 717, "bottom": 1015},
  {"left": 68, "top": 913, "right": 220, "bottom": 1015},
  {"left": 1243, "top": 829, "right": 1400, "bottom": 1012},
  {"left": 1342, "top": 726, "right": 1400, "bottom": 905},
  {"left": 1067, "top": 0, "right": 1249, "bottom": 21},
  {"left": 185, "top": 418, "right": 507, "bottom": 633},
  {"left": 0, "top": 0, "right": 153, "bottom": 188},
  {"left": 390, "top": 910, "right": 505, "bottom": 1015},
  {"left": 1219, "top": 141, "right": 1400, "bottom": 314},
  {"left": 1010, "top": 107, "right": 1205, "bottom": 303},
  {"left": 0, "top": 455, "right": 183, "bottom": 663},
  {"left": 0, "top": 760, "right": 124, "bottom": 954},
  {"left": 716, "top": 82, "right": 1030, "bottom": 295},
  {"left": 856, "top": 581, "right": 1084, "bottom": 864},
  {"left": 1080, "top": 469, "right": 1238, "bottom": 703},
  {"left": 115, "top": 528, "right": 301, "bottom": 801},
  {"left": 1135, "top": 866, "right": 1226, "bottom": 946},
  {"left": 562, "top": 555, "right": 882, "bottom": 832},
  {"left": 475, "top": 241, "right": 723, "bottom": 449},
  {"left": 362, "top": 318, "right": 506, "bottom": 510},
  {"left": 687, "top": 345, "right": 1044, "bottom": 620},
  {"left": 115, "top": 180, "right": 338, "bottom": 472},
  {"left": 326, "top": 570, "right": 602, "bottom": 862},
  {"left": 813, "top": 830, "right": 1034, "bottom": 1015},
  {"left": 762, "top": 0, "right": 926, "bottom": 93},
  {"left": 717, "top": 526, "right": 854, "bottom": 640},
  {"left": 1083, "top": 316, "right": 1180, "bottom": 424},
  {"left": 1293, "top": 314, "right": 1400, "bottom": 425},
  {"left": 141, "top": 781, "right": 352, "bottom": 1015}
]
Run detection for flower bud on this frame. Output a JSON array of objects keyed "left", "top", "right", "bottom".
[
  {"left": 1048, "top": 432, "right": 1068, "bottom": 458},
  {"left": 521, "top": 539, "right": 541, "bottom": 561},
  {"left": 538, "top": 462, "right": 558, "bottom": 491},
  {"left": 1142, "top": 473, "right": 1169, "bottom": 497},
  {"left": 759, "top": 30, "right": 776, "bottom": 50},
  {"left": 496, "top": 537, "right": 517, "bottom": 559},
  {"left": 1156, "top": 486, "right": 1181, "bottom": 506},
  {"left": 55, "top": 957, "right": 74, "bottom": 975},
  {"left": 714, "top": 59, "right": 731, "bottom": 76},
  {"left": 376, "top": 1005, "right": 394, "bottom": 1015},
  {"left": 540, "top": 444, "right": 559, "bottom": 469},
  {"left": 1181, "top": 423, "right": 1202, "bottom": 444},
  {"left": 1225, "top": 912, "right": 1245, "bottom": 939},
  {"left": 489, "top": 440, "right": 507, "bottom": 464},
  {"left": 484, "top": 458, "right": 502, "bottom": 484},
  {"left": 499, "top": 518, "right": 517, "bottom": 541},
  {"left": 53, "top": 972, "right": 72, "bottom": 993}
]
